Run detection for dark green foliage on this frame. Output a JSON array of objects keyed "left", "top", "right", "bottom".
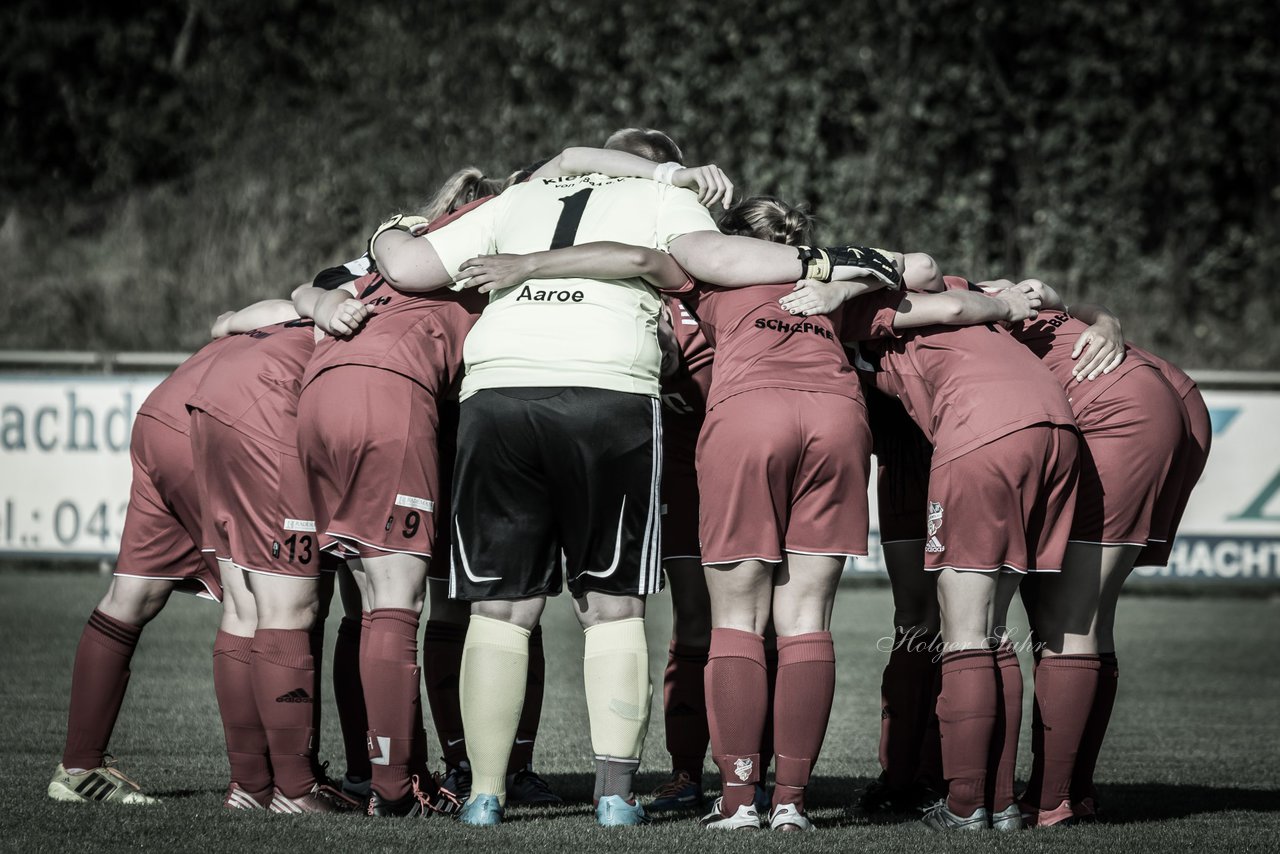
[{"left": 1, "top": 0, "right": 1276, "bottom": 366}]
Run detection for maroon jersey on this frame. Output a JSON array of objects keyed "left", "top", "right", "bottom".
[
  {"left": 659, "top": 296, "right": 714, "bottom": 417},
  {"left": 187, "top": 320, "right": 316, "bottom": 454},
  {"left": 844, "top": 279, "right": 1076, "bottom": 467},
  {"left": 303, "top": 199, "right": 493, "bottom": 397},
  {"left": 135, "top": 336, "right": 241, "bottom": 435},
  {"left": 684, "top": 282, "right": 861, "bottom": 411},
  {"left": 302, "top": 273, "right": 486, "bottom": 399},
  {"left": 1127, "top": 344, "right": 1197, "bottom": 397}
]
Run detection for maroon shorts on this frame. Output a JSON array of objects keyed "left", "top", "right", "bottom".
[
  {"left": 661, "top": 413, "right": 703, "bottom": 561},
  {"left": 297, "top": 367, "right": 445, "bottom": 567},
  {"left": 190, "top": 410, "right": 320, "bottom": 579},
  {"left": 115, "top": 415, "right": 222, "bottom": 601},
  {"left": 925, "top": 424, "right": 1079, "bottom": 573},
  {"left": 1139, "top": 385, "right": 1211, "bottom": 566},
  {"left": 697, "top": 388, "right": 871, "bottom": 565},
  {"left": 1071, "top": 365, "right": 1185, "bottom": 545}
]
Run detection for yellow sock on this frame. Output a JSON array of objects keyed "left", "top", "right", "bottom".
[
  {"left": 459, "top": 615, "right": 530, "bottom": 805},
  {"left": 583, "top": 618, "right": 652, "bottom": 762}
]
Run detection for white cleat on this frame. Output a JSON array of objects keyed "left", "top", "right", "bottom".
[
  {"left": 769, "top": 802, "right": 814, "bottom": 831},
  {"left": 699, "top": 796, "right": 763, "bottom": 830}
]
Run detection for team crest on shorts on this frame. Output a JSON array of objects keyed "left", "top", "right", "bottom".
[
  {"left": 926, "top": 500, "right": 945, "bottom": 553},
  {"left": 733, "top": 757, "right": 754, "bottom": 782}
]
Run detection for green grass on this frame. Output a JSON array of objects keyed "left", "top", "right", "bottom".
[{"left": 2, "top": 569, "right": 1278, "bottom": 852}]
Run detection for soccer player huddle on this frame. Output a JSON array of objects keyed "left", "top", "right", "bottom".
[{"left": 48, "top": 128, "right": 1210, "bottom": 833}]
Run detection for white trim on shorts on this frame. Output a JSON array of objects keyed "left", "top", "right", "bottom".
[
  {"left": 112, "top": 571, "right": 221, "bottom": 602},
  {"left": 232, "top": 561, "right": 319, "bottom": 580},
  {"left": 925, "top": 563, "right": 1063, "bottom": 575},
  {"left": 880, "top": 537, "right": 927, "bottom": 546},
  {"left": 325, "top": 530, "right": 432, "bottom": 560},
  {"left": 661, "top": 553, "right": 702, "bottom": 563},
  {"left": 1066, "top": 539, "right": 1149, "bottom": 547},
  {"left": 638, "top": 397, "right": 663, "bottom": 595},
  {"left": 785, "top": 548, "right": 870, "bottom": 558}
]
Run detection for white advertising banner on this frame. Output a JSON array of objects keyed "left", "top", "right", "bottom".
[
  {"left": 1, "top": 373, "right": 1278, "bottom": 580},
  {"left": 0, "top": 374, "right": 164, "bottom": 557}
]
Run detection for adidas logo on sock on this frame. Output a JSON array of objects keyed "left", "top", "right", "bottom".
[{"left": 276, "top": 688, "right": 313, "bottom": 703}]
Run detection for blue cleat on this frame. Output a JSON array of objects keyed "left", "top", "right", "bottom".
[
  {"left": 648, "top": 771, "right": 703, "bottom": 812},
  {"left": 459, "top": 793, "right": 503, "bottom": 826},
  {"left": 596, "top": 794, "right": 649, "bottom": 826}
]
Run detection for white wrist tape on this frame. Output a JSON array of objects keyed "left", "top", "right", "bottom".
[{"left": 652, "top": 161, "right": 682, "bottom": 185}]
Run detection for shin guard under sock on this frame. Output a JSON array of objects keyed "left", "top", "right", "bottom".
[
  {"left": 62, "top": 610, "right": 142, "bottom": 771},
  {"left": 771, "top": 632, "right": 835, "bottom": 810},
  {"left": 250, "top": 628, "right": 318, "bottom": 798},
  {"left": 213, "top": 630, "right": 272, "bottom": 797},
  {"left": 937, "top": 649, "right": 998, "bottom": 817},
  {"left": 706, "top": 628, "right": 767, "bottom": 815}
]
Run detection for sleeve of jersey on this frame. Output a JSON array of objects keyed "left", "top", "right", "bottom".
[
  {"left": 653, "top": 186, "right": 720, "bottom": 251},
  {"left": 839, "top": 289, "right": 905, "bottom": 342},
  {"left": 312, "top": 255, "right": 371, "bottom": 290},
  {"left": 655, "top": 260, "right": 696, "bottom": 294},
  {"left": 422, "top": 199, "right": 500, "bottom": 284}
]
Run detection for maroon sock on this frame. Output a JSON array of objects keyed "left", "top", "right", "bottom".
[
  {"left": 422, "top": 619, "right": 467, "bottom": 767},
  {"left": 1071, "top": 652, "right": 1118, "bottom": 803},
  {"left": 251, "top": 628, "right": 318, "bottom": 798},
  {"left": 333, "top": 616, "right": 370, "bottom": 781},
  {"left": 1034, "top": 654, "right": 1101, "bottom": 810},
  {"left": 761, "top": 634, "right": 779, "bottom": 777},
  {"left": 213, "top": 630, "right": 272, "bottom": 796},
  {"left": 61, "top": 610, "right": 142, "bottom": 771},
  {"left": 706, "top": 628, "right": 767, "bottom": 815},
  {"left": 937, "top": 649, "right": 998, "bottom": 817},
  {"left": 507, "top": 625, "right": 545, "bottom": 773},
  {"left": 987, "top": 641, "right": 1023, "bottom": 812},
  {"left": 663, "top": 640, "right": 710, "bottom": 784},
  {"left": 878, "top": 628, "right": 938, "bottom": 791},
  {"left": 364, "top": 608, "right": 423, "bottom": 801},
  {"left": 771, "top": 632, "right": 836, "bottom": 811}
]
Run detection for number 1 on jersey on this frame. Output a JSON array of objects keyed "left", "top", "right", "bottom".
[{"left": 550, "top": 188, "right": 593, "bottom": 249}]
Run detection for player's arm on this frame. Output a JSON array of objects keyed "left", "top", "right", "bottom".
[
  {"left": 983, "top": 277, "right": 1126, "bottom": 380},
  {"left": 291, "top": 280, "right": 370, "bottom": 339},
  {"left": 903, "top": 253, "right": 945, "bottom": 292},
  {"left": 455, "top": 242, "right": 690, "bottom": 294},
  {"left": 210, "top": 298, "right": 301, "bottom": 338},
  {"left": 891, "top": 287, "right": 1039, "bottom": 328},
  {"left": 668, "top": 233, "right": 905, "bottom": 291},
  {"left": 530, "top": 147, "right": 734, "bottom": 208},
  {"left": 783, "top": 279, "right": 1039, "bottom": 326}
]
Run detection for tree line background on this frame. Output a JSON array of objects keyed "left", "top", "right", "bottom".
[{"left": 1, "top": 0, "right": 1276, "bottom": 368}]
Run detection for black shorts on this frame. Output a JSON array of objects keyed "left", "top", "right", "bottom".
[{"left": 448, "top": 387, "right": 664, "bottom": 601}]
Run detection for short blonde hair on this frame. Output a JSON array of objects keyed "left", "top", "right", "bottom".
[{"left": 603, "top": 127, "right": 684, "bottom": 165}]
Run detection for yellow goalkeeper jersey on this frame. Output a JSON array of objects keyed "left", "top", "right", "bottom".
[{"left": 423, "top": 173, "right": 718, "bottom": 399}]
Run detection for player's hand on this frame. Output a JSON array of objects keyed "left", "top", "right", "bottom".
[
  {"left": 456, "top": 253, "right": 538, "bottom": 294},
  {"left": 779, "top": 279, "right": 854, "bottom": 316},
  {"left": 211, "top": 311, "right": 236, "bottom": 339},
  {"left": 672, "top": 164, "right": 734, "bottom": 209},
  {"left": 316, "top": 297, "right": 371, "bottom": 339},
  {"left": 993, "top": 283, "right": 1041, "bottom": 323},
  {"left": 1017, "top": 278, "right": 1065, "bottom": 311},
  {"left": 1071, "top": 316, "right": 1125, "bottom": 382}
]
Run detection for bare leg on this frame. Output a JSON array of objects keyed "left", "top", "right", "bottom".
[{"left": 97, "top": 575, "right": 177, "bottom": 627}]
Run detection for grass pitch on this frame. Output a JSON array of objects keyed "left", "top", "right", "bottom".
[{"left": 2, "top": 569, "right": 1278, "bottom": 853}]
